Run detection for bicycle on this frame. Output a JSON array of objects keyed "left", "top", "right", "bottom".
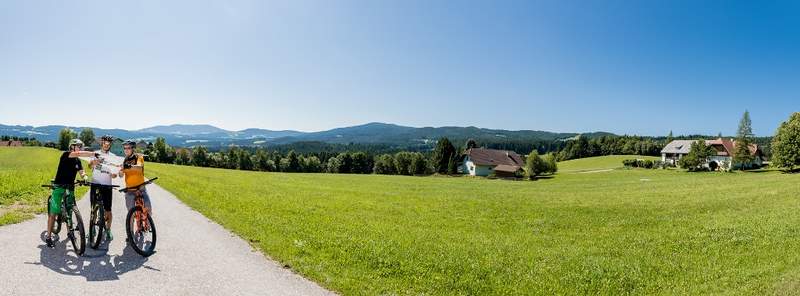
[
  {"left": 88, "top": 182, "right": 120, "bottom": 249},
  {"left": 119, "top": 177, "right": 158, "bottom": 257},
  {"left": 42, "top": 180, "right": 88, "bottom": 256}
]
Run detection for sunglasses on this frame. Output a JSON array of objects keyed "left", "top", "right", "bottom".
[{"left": 124, "top": 147, "right": 133, "bottom": 150}]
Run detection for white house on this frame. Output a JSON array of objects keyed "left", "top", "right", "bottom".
[
  {"left": 661, "top": 140, "right": 695, "bottom": 166},
  {"left": 460, "top": 148, "right": 524, "bottom": 177},
  {"left": 661, "top": 138, "right": 764, "bottom": 169}
]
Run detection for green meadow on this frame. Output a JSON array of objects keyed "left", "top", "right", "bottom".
[
  {"left": 145, "top": 157, "right": 800, "bottom": 295},
  {"left": 4, "top": 147, "right": 800, "bottom": 294},
  {"left": 0, "top": 147, "right": 87, "bottom": 225},
  {"left": 557, "top": 155, "right": 661, "bottom": 173}
]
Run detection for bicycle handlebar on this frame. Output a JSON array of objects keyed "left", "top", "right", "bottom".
[
  {"left": 41, "top": 180, "right": 92, "bottom": 189},
  {"left": 118, "top": 177, "right": 158, "bottom": 193},
  {"left": 87, "top": 182, "right": 120, "bottom": 188}
]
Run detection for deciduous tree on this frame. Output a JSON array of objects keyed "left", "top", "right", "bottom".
[
  {"left": 772, "top": 112, "right": 800, "bottom": 171},
  {"left": 79, "top": 128, "right": 95, "bottom": 147}
]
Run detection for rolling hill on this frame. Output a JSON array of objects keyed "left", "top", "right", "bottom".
[{"left": 0, "top": 122, "right": 613, "bottom": 149}]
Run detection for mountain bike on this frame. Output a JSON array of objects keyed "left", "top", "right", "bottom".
[
  {"left": 43, "top": 181, "right": 87, "bottom": 256},
  {"left": 119, "top": 177, "right": 158, "bottom": 257},
  {"left": 88, "top": 183, "right": 120, "bottom": 249}
]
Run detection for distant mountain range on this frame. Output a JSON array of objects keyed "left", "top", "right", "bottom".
[{"left": 0, "top": 122, "right": 614, "bottom": 149}]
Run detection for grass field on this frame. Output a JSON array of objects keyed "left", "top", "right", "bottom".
[
  {"left": 557, "top": 155, "right": 661, "bottom": 173},
  {"left": 5, "top": 148, "right": 800, "bottom": 294},
  {"left": 142, "top": 158, "right": 800, "bottom": 295},
  {"left": 0, "top": 147, "right": 87, "bottom": 225}
]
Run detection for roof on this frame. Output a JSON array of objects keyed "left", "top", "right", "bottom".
[
  {"left": 707, "top": 138, "right": 735, "bottom": 156},
  {"left": 660, "top": 140, "right": 695, "bottom": 154},
  {"left": 464, "top": 148, "right": 524, "bottom": 167},
  {"left": 494, "top": 164, "right": 522, "bottom": 173}
]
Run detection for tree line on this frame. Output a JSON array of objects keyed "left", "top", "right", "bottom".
[
  {"left": 142, "top": 136, "right": 467, "bottom": 176},
  {"left": 40, "top": 114, "right": 800, "bottom": 176},
  {"left": 556, "top": 135, "right": 664, "bottom": 161}
]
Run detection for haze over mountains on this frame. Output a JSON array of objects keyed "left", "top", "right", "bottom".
[{"left": 0, "top": 122, "right": 613, "bottom": 149}]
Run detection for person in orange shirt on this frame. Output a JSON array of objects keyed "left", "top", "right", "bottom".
[{"left": 119, "top": 140, "right": 152, "bottom": 215}]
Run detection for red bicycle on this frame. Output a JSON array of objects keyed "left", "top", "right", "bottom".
[{"left": 118, "top": 177, "right": 158, "bottom": 257}]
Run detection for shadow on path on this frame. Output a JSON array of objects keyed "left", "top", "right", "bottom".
[{"left": 24, "top": 231, "right": 158, "bottom": 282}]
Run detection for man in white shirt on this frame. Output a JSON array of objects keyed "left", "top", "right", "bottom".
[{"left": 89, "top": 135, "right": 119, "bottom": 241}]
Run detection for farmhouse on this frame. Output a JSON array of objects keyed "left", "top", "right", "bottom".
[
  {"left": 0, "top": 141, "right": 22, "bottom": 147},
  {"left": 661, "top": 138, "right": 764, "bottom": 168},
  {"left": 460, "top": 148, "right": 524, "bottom": 177}
]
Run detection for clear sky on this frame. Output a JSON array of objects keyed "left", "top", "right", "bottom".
[{"left": 1, "top": 0, "right": 798, "bottom": 136}]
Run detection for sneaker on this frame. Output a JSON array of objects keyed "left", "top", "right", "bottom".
[
  {"left": 106, "top": 230, "right": 113, "bottom": 241},
  {"left": 45, "top": 237, "right": 55, "bottom": 248}
]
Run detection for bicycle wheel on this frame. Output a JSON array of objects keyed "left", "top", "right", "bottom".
[
  {"left": 46, "top": 196, "right": 62, "bottom": 235},
  {"left": 88, "top": 203, "right": 105, "bottom": 249},
  {"left": 126, "top": 207, "right": 156, "bottom": 257},
  {"left": 69, "top": 208, "right": 86, "bottom": 256}
]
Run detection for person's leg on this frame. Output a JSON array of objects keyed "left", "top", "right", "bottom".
[
  {"left": 46, "top": 188, "right": 64, "bottom": 247},
  {"left": 142, "top": 189, "right": 153, "bottom": 217},
  {"left": 89, "top": 184, "right": 97, "bottom": 208},
  {"left": 125, "top": 191, "right": 134, "bottom": 211},
  {"left": 46, "top": 215, "right": 55, "bottom": 241},
  {"left": 66, "top": 189, "right": 75, "bottom": 213},
  {"left": 102, "top": 186, "right": 112, "bottom": 230}
]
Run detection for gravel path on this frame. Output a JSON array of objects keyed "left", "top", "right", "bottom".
[{"left": 0, "top": 180, "right": 334, "bottom": 296}]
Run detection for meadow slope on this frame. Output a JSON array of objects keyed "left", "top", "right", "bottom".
[
  {"left": 142, "top": 159, "right": 800, "bottom": 295},
  {"left": 557, "top": 155, "right": 660, "bottom": 173}
]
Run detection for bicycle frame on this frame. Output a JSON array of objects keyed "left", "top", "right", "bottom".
[
  {"left": 119, "top": 178, "right": 157, "bottom": 232},
  {"left": 131, "top": 189, "right": 151, "bottom": 233}
]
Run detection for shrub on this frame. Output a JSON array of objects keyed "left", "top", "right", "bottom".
[
  {"left": 524, "top": 151, "right": 546, "bottom": 180},
  {"left": 623, "top": 159, "right": 638, "bottom": 167},
  {"left": 623, "top": 159, "right": 659, "bottom": 169}
]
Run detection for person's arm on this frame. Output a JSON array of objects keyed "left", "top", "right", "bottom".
[
  {"left": 68, "top": 151, "right": 97, "bottom": 158},
  {"left": 123, "top": 155, "right": 144, "bottom": 172},
  {"left": 125, "top": 165, "right": 144, "bottom": 172},
  {"left": 88, "top": 152, "right": 99, "bottom": 168}
]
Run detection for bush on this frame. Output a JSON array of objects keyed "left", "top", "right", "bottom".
[
  {"left": 623, "top": 159, "right": 659, "bottom": 169},
  {"left": 543, "top": 153, "right": 558, "bottom": 174},
  {"left": 524, "top": 151, "right": 546, "bottom": 180},
  {"left": 623, "top": 159, "right": 638, "bottom": 167}
]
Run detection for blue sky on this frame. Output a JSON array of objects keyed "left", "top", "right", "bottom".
[{"left": 1, "top": 0, "right": 798, "bottom": 136}]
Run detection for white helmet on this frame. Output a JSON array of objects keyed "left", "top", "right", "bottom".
[{"left": 69, "top": 138, "right": 84, "bottom": 148}]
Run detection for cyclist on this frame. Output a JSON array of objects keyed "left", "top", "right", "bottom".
[
  {"left": 46, "top": 139, "right": 96, "bottom": 248},
  {"left": 119, "top": 140, "right": 152, "bottom": 216},
  {"left": 89, "top": 135, "right": 119, "bottom": 241}
]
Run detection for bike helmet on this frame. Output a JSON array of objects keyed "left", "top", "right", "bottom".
[
  {"left": 100, "top": 134, "right": 114, "bottom": 142},
  {"left": 69, "top": 138, "right": 84, "bottom": 148},
  {"left": 123, "top": 140, "right": 137, "bottom": 147}
]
